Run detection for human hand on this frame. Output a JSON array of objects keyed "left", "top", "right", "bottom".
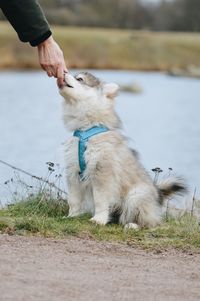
[{"left": 37, "top": 36, "right": 68, "bottom": 87}]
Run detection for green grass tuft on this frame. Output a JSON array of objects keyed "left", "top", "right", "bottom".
[{"left": 7, "top": 193, "right": 68, "bottom": 218}]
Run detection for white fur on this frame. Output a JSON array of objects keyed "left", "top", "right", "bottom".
[
  {"left": 60, "top": 72, "right": 185, "bottom": 229},
  {"left": 124, "top": 223, "right": 139, "bottom": 230}
]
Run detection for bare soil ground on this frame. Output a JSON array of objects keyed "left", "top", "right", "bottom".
[{"left": 0, "top": 234, "right": 200, "bottom": 301}]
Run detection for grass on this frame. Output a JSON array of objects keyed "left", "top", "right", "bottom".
[
  {"left": 1, "top": 21, "right": 200, "bottom": 71},
  {"left": 0, "top": 195, "right": 200, "bottom": 251}
]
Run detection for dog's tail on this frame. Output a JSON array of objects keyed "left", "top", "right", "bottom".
[{"left": 157, "top": 177, "right": 188, "bottom": 205}]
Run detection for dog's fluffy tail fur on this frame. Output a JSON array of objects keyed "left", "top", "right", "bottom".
[{"left": 157, "top": 177, "right": 187, "bottom": 205}]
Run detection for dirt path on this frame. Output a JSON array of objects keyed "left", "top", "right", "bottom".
[{"left": 0, "top": 234, "right": 200, "bottom": 301}]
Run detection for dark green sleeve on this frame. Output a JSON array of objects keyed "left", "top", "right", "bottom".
[{"left": 0, "top": 0, "right": 52, "bottom": 46}]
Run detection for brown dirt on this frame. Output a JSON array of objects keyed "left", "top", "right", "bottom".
[{"left": 0, "top": 234, "right": 200, "bottom": 301}]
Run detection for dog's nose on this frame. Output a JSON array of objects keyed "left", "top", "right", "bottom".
[{"left": 64, "top": 73, "right": 74, "bottom": 83}]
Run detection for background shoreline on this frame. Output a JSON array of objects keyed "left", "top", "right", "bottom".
[{"left": 1, "top": 21, "right": 200, "bottom": 72}]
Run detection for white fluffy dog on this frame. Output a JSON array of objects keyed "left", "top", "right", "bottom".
[{"left": 59, "top": 72, "right": 186, "bottom": 229}]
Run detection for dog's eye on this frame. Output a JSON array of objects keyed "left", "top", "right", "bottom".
[{"left": 77, "top": 77, "right": 83, "bottom": 82}]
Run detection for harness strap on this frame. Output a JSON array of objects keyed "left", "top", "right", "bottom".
[{"left": 73, "top": 125, "right": 109, "bottom": 179}]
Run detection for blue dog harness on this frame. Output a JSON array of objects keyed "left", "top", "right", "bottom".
[{"left": 73, "top": 125, "right": 109, "bottom": 179}]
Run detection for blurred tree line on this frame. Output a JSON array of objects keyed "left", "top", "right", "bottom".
[{"left": 1, "top": 0, "right": 200, "bottom": 31}]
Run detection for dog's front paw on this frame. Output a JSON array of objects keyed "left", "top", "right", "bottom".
[
  {"left": 124, "top": 223, "right": 140, "bottom": 230},
  {"left": 90, "top": 215, "right": 108, "bottom": 225}
]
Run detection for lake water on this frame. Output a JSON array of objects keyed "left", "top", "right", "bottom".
[{"left": 0, "top": 70, "right": 200, "bottom": 205}]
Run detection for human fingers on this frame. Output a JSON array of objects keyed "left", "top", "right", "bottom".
[
  {"left": 46, "top": 66, "right": 54, "bottom": 77},
  {"left": 56, "top": 65, "right": 65, "bottom": 87},
  {"left": 39, "top": 59, "right": 54, "bottom": 77},
  {"left": 63, "top": 64, "right": 68, "bottom": 74}
]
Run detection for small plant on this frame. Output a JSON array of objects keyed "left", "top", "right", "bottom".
[
  {"left": 151, "top": 167, "right": 163, "bottom": 183},
  {"left": 1, "top": 159, "right": 68, "bottom": 205},
  {"left": 191, "top": 188, "right": 197, "bottom": 218}
]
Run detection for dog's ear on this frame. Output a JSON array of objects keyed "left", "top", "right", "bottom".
[{"left": 103, "top": 83, "right": 119, "bottom": 99}]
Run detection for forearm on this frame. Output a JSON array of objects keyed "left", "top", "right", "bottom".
[{"left": 0, "top": 0, "right": 51, "bottom": 46}]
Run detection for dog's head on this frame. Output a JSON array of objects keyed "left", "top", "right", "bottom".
[
  {"left": 60, "top": 72, "right": 119, "bottom": 104},
  {"left": 59, "top": 72, "right": 121, "bottom": 131}
]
